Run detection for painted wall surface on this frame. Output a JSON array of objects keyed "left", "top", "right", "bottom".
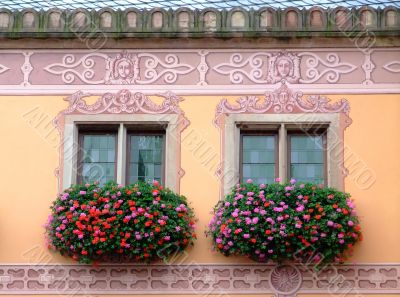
[{"left": 0, "top": 94, "right": 399, "bottom": 266}]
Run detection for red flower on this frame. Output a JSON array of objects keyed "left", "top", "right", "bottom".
[{"left": 81, "top": 250, "right": 88, "bottom": 255}]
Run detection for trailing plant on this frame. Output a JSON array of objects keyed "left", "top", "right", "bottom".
[
  {"left": 207, "top": 180, "right": 362, "bottom": 265},
  {"left": 45, "top": 181, "right": 196, "bottom": 264}
]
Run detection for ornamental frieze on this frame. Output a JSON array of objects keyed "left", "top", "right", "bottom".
[
  {"left": 0, "top": 49, "right": 399, "bottom": 93},
  {"left": 0, "top": 264, "right": 399, "bottom": 295}
]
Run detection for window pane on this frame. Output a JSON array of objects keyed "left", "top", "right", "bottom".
[
  {"left": 241, "top": 135, "right": 276, "bottom": 184},
  {"left": 128, "top": 135, "right": 164, "bottom": 184},
  {"left": 81, "top": 134, "right": 116, "bottom": 185},
  {"left": 290, "top": 135, "right": 325, "bottom": 184}
]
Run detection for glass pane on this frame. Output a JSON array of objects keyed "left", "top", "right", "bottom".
[
  {"left": 129, "top": 135, "right": 164, "bottom": 184},
  {"left": 290, "top": 135, "right": 325, "bottom": 184},
  {"left": 81, "top": 134, "right": 116, "bottom": 185},
  {"left": 241, "top": 135, "right": 276, "bottom": 184}
]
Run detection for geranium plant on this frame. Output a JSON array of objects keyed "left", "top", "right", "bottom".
[
  {"left": 45, "top": 181, "right": 196, "bottom": 264},
  {"left": 207, "top": 180, "right": 362, "bottom": 265}
]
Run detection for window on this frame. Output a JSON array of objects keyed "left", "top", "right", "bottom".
[
  {"left": 74, "top": 123, "right": 167, "bottom": 187},
  {"left": 239, "top": 125, "right": 327, "bottom": 185},
  {"left": 220, "top": 112, "right": 342, "bottom": 195},
  {"left": 288, "top": 131, "right": 327, "bottom": 184},
  {"left": 126, "top": 131, "right": 165, "bottom": 184},
  {"left": 240, "top": 131, "right": 278, "bottom": 184},
  {"left": 78, "top": 131, "right": 118, "bottom": 185}
]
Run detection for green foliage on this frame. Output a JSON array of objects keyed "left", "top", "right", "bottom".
[
  {"left": 207, "top": 181, "right": 362, "bottom": 265},
  {"left": 45, "top": 181, "right": 196, "bottom": 264}
]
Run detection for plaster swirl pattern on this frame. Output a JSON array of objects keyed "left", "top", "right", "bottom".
[
  {"left": 298, "top": 52, "right": 357, "bottom": 84},
  {"left": 0, "top": 49, "right": 399, "bottom": 91},
  {"left": 215, "top": 82, "right": 351, "bottom": 124},
  {"left": 0, "top": 264, "right": 399, "bottom": 295},
  {"left": 383, "top": 61, "right": 400, "bottom": 73},
  {"left": 53, "top": 90, "right": 189, "bottom": 192}
]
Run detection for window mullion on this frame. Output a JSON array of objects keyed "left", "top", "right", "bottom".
[
  {"left": 116, "top": 123, "right": 127, "bottom": 185},
  {"left": 278, "top": 123, "right": 287, "bottom": 182}
]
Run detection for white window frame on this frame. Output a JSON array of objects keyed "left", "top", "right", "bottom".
[{"left": 62, "top": 113, "right": 180, "bottom": 192}]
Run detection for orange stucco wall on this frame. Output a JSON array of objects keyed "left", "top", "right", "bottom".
[{"left": 0, "top": 94, "right": 399, "bottom": 266}]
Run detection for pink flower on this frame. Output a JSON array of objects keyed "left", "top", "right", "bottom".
[
  {"left": 348, "top": 220, "right": 354, "bottom": 226},
  {"left": 275, "top": 177, "right": 282, "bottom": 182},
  {"left": 327, "top": 221, "right": 334, "bottom": 226},
  {"left": 246, "top": 179, "right": 253, "bottom": 183},
  {"left": 243, "top": 234, "right": 250, "bottom": 239},
  {"left": 296, "top": 205, "right": 304, "bottom": 212},
  {"left": 252, "top": 217, "right": 259, "bottom": 224},
  {"left": 79, "top": 191, "right": 86, "bottom": 195}
]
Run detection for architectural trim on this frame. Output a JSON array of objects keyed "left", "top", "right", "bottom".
[
  {"left": 214, "top": 82, "right": 352, "bottom": 196},
  {"left": 53, "top": 90, "right": 189, "bottom": 193},
  {"left": 0, "top": 49, "right": 399, "bottom": 94},
  {"left": 0, "top": 263, "right": 399, "bottom": 295}
]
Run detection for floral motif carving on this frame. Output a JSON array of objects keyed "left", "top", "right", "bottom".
[
  {"left": 105, "top": 51, "right": 139, "bottom": 84},
  {"left": 0, "top": 264, "right": 398, "bottom": 295},
  {"left": 213, "top": 53, "right": 272, "bottom": 84},
  {"left": 136, "top": 53, "right": 195, "bottom": 84},
  {"left": 44, "top": 53, "right": 108, "bottom": 84},
  {"left": 298, "top": 52, "right": 357, "bottom": 83},
  {"left": 266, "top": 52, "right": 300, "bottom": 84},
  {"left": 216, "top": 82, "right": 351, "bottom": 118},
  {"left": 270, "top": 265, "right": 302, "bottom": 295},
  {"left": 53, "top": 90, "right": 189, "bottom": 193},
  {"left": 62, "top": 89, "right": 185, "bottom": 115}
]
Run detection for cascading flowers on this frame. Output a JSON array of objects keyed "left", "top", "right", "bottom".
[
  {"left": 207, "top": 179, "right": 362, "bottom": 265},
  {"left": 45, "top": 181, "right": 196, "bottom": 264}
]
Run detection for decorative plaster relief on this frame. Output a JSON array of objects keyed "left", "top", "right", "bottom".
[
  {"left": 0, "top": 264, "right": 398, "bottom": 295},
  {"left": 215, "top": 82, "right": 351, "bottom": 122},
  {"left": 0, "top": 49, "right": 399, "bottom": 90},
  {"left": 298, "top": 52, "right": 357, "bottom": 83},
  {"left": 105, "top": 51, "right": 139, "bottom": 84},
  {"left": 214, "top": 82, "right": 352, "bottom": 196},
  {"left": 53, "top": 90, "right": 189, "bottom": 193}
]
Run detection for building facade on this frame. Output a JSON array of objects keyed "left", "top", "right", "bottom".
[{"left": 0, "top": 6, "right": 399, "bottom": 297}]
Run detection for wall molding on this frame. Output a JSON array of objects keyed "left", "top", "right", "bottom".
[
  {"left": 53, "top": 90, "right": 189, "bottom": 193},
  {"left": 0, "top": 49, "right": 399, "bottom": 95},
  {"left": 0, "top": 263, "right": 399, "bottom": 295}
]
